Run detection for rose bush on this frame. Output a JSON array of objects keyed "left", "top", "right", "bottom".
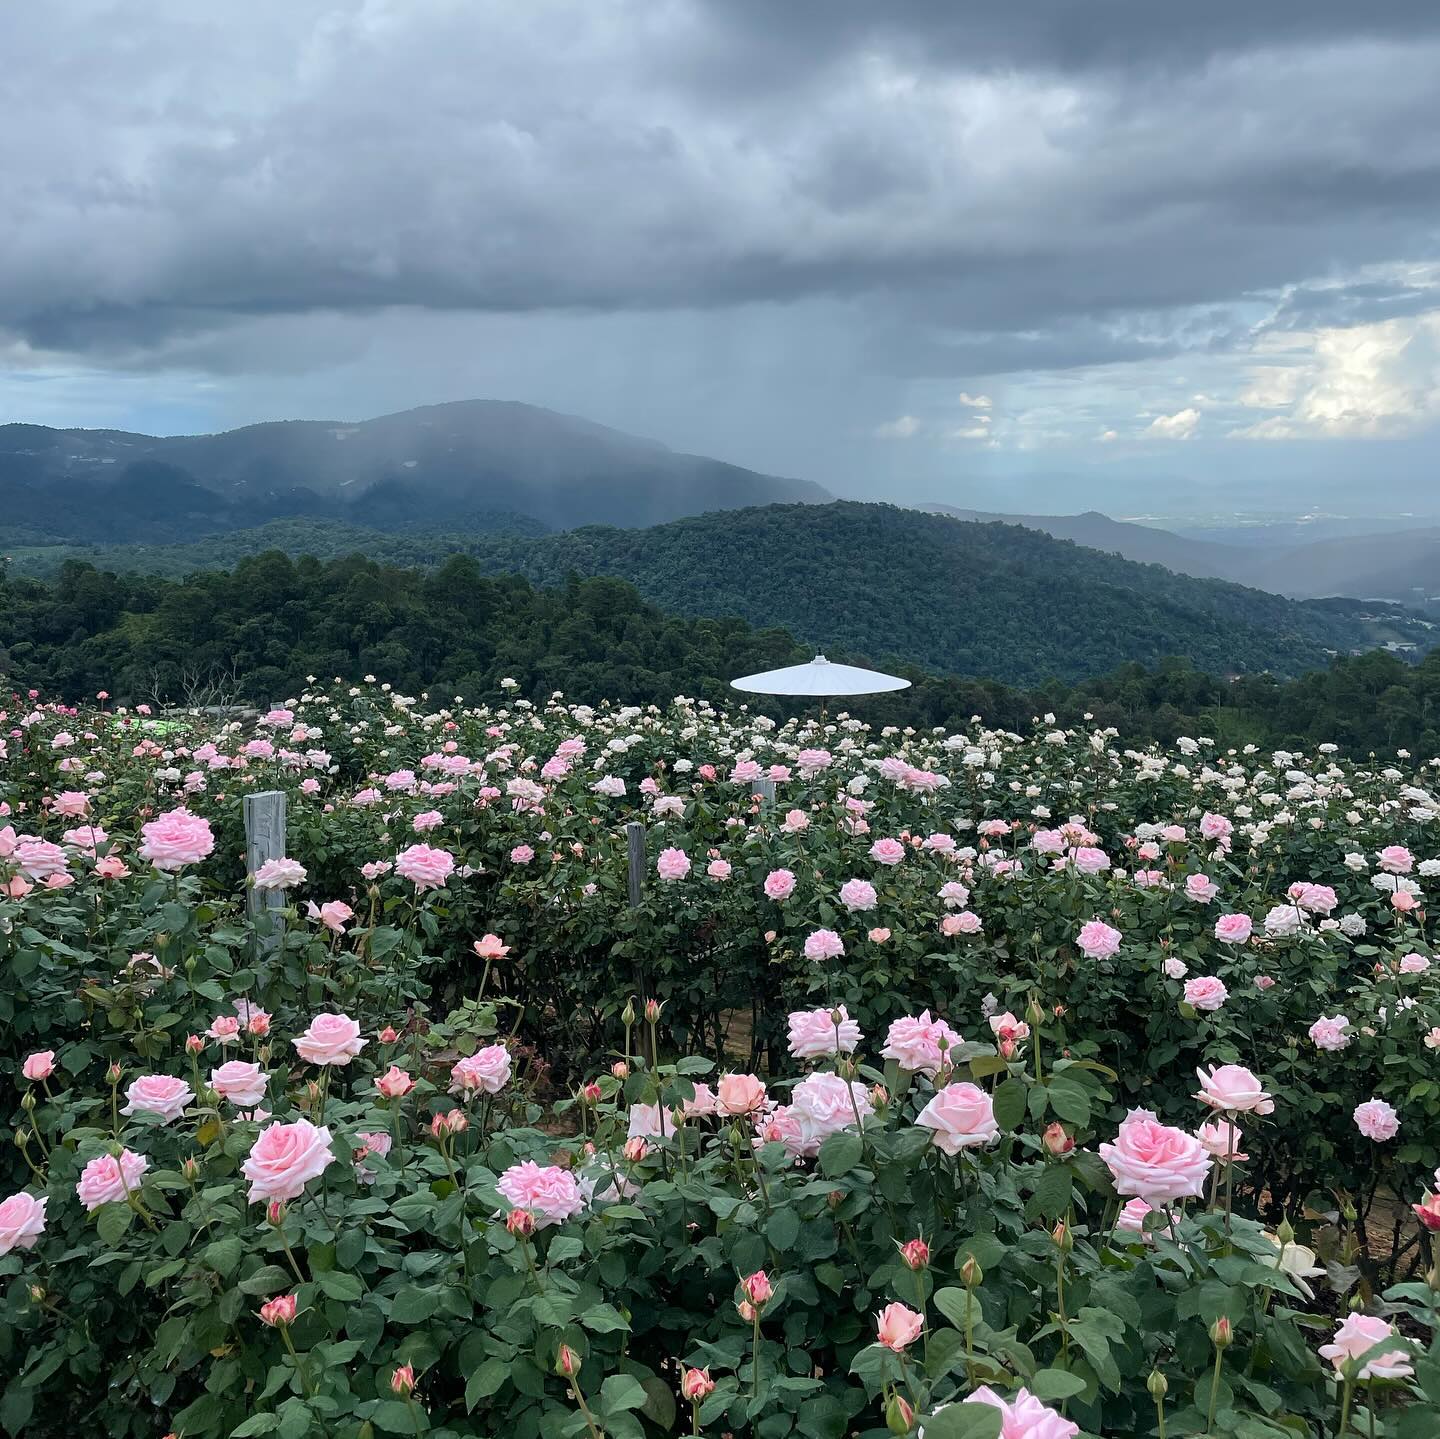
[{"left": 5, "top": 682, "right": 1440, "bottom": 1434}]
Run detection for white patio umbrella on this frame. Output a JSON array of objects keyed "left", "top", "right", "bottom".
[{"left": 730, "top": 653, "right": 911, "bottom": 698}]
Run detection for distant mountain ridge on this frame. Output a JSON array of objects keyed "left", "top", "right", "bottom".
[
  {"left": 0, "top": 400, "right": 830, "bottom": 540},
  {"left": 923, "top": 503, "right": 1440, "bottom": 602}
]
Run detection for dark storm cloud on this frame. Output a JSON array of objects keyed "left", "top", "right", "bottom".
[
  {"left": 685, "top": 1, "right": 1440, "bottom": 83},
  {"left": 0, "top": 0, "right": 1437, "bottom": 382}
]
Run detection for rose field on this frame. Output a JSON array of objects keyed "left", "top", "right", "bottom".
[{"left": 6, "top": 683, "right": 1440, "bottom": 1439}]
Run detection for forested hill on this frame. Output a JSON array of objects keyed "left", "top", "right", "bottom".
[
  {"left": 457, "top": 503, "right": 1427, "bottom": 684},
  {"left": 5, "top": 552, "right": 1440, "bottom": 755},
  {"left": 7, "top": 503, "right": 1427, "bottom": 685}
]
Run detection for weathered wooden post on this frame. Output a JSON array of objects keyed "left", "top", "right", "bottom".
[
  {"left": 244, "top": 791, "right": 287, "bottom": 946},
  {"left": 750, "top": 777, "right": 776, "bottom": 809},
  {"left": 626, "top": 821, "right": 646, "bottom": 909}
]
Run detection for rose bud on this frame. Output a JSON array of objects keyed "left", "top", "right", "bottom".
[
  {"left": 680, "top": 1367, "right": 715, "bottom": 1403},
  {"left": 390, "top": 1364, "right": 415, "bottom": 1397},
  {"left": 506, "top": 1208, "right": 536, "bottom": 1237},
  {"left": 1042, "top": 1123, "right": 1074, "bottom": 1156},
  {"left": 898, "top": 1238, "right": 930, "bottom": 1271},
  {"left": 258, "top": 1294, "right": 298, "bottom": 1328}
]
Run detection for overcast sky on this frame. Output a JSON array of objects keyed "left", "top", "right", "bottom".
[{"left": 4, "top": 1, "right": 1440, "bottom": 518}]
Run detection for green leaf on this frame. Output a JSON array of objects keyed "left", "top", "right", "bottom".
[
  {"left": 388, "top": 1288, "right": 439, "bottom": 1324},
  {"left": 464, "top": 1358, "right": 510, "bottom": 1411},
  {"left": 276, "top": 1404, "right": 315, "bottom": 1439},
  {"left": 921, "top": 1404, "right": 1003, "bottom": 1439},
  {"left": 371, "top": 1399, "right": 428, "bottom": 1433},
  {"left": 239, "top": 1265, "right": 297, "bottom": 1297},
  {"left": 1028, "top": 1166, "right": 1074, "bottom": 1221},
  {"left": 765, "top": 1207, "right": 801, "bottom": 1251},
  {"left": 0, "top": 1385, "right": 35, "bottom": 1437},
  {"left": 599, "top": 1375, "right": 649, "bottom": 1414},
  {"left": 230, "top": 1416, "right": 281, "bottom": 1436},
  {"left": 581, "top": 1304, "right": 631, "bottom": 1334},
  {"left": 1044, "top": 1075, "right": 1091, "bottom": 1126},
  {"left": 932, "top": 1287, "right": 979, "bottom": 1331},
  {"left": 992, "top": 1078, "right": 1027, "bottom": 1132},
  {"left": 639, "top": 1374, "right": 677, "bottom": 1431},
  {"left": 1030, "top": 1368, "right": 1087, "bottom": 1401},
  {"left": 203, "top": 1235, "right": 244, "bottom": 1277},
  {"left": 818, "top": 1131, "right": 864, "bottom": 1178},
  {"left": 95, "top": 1202, "right": 133, "bottom": 1247},
  {"left": 315, "top": 1270, "right": 364, "bottom": 1302}
]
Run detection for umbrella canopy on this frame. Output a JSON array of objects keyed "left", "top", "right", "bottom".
[{"left": 729, "top": 653, "right": 911, "bottom": 698}]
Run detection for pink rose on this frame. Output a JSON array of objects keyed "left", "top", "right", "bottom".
[
  {"left": 763, "top": 868, "right": 796, "bottom": 900},
  {"left": 317, "top": 900, "right": 353, "bottom": 933},
  {"left": 655, "top": 847, "right": 691, "bottom": 881},
  {"left": 869, "top": 837, "right": 906, "bottom": 866},
  {"left": 473, "top": 933, "right": 510, "bottom": 961},
  {"left": 1308, "top": 1015, "right": 1351, "bottom": 1051},
  {"left": 1194, "top": 1064, "right": 1273, "bottom": 1114},
  {"left": 838, "top": 878, "right": 877, "bottom": 912},
  {"left": 803, "top": 929, "right": 845, "bottom": 961},
  {"left": 294, "top": 1012, "right": 366, "bottom": 1067},
  {"left": 716, "top": 1072, "right": 768, "bottom": 1116},
  {"left": 1400, "top": 952, "right": 1432, "bottom": 975},
  {"left": 376, "top": 1065, "right": 416, "bottom": 1098},
  {"left": 787, "top": 1006, "right": 862, "bottom": 1060},
  {"left": 450, "top": 1044, "right": 512, "bottom": 1096},
  {"left": 1213, "top": 913, "right": 1253, "bottom": 944},
  {"left": 1184, "top": 976, "right": 1228, "bottom": 1012},
  {"left": 394, "top": 843, "right": 455, "bottom": 890},
  {"left": 1076, "top": 920, "right": 1122, "bottom": 959},
  {"left": 1199, "top": 812, "right": 1232, "bottom": 840},
  {"left": 1354, "top": 1098, "right": 1400, "bottom": 1141},
  {"left": 1099, "top": 1108, "right": 1211, "bottom": 1205},
  {"left": 120, "top": 1074, "right": 195, "bottom": 1123},
  {"left": 207, "top": 1014, "right": 242, "bottom": 1044},
  {"left": 1196, "top": 1119, "right": 1248, "bottom": 1162},
  {"left": 210, "top": 1060, "right": 269, "bottom": 1108},
  {"left": 495, "top": 1161, "right": 584, "bottom": 1227},
  {"left": 964, "top": 1387, "right": 1079, "bottom": 1439},
  {"left": 882, "top": 1011, "right": 964, "bottom": 1077},
  {"left": 627, "top": 1102, "right": 675, "bottom": 1140},
  {"left": 241, "top": 1119, "right": 335, "bottom": 1203},
  {"left": 138, "top": 808, "right": 215, "bottom": 870},
  {"left": 1163, "top": 957, "right": 1188, "bottom": 980},
  {"left": 1072, "top": 847, "right": 1110, "bottom": 874},
  {"left": 1185, "top": 874, "right": 1219, "bottom": 904},
  {"left": 1378, "top": 845, "right": 1414, "bottom": 874},
  {"left": 875, "top": 1302, "right": 924, "bottom": 1351},
  {"left": 253, "top": 857, "right": 306, "bottom": 891},
  {"left": 1114, "top": 1196, "right": 1154, "bottom": 1238},
  {"left": 916, "top": 1083, "right": 999, "bottom": 1153},
  {"left": 1319, "top": 1314, "right": 1412, "bottom": 1380},
  {"left": 76, "top": 1149, "right": 149, "bottom": 1211},
  {"left": 15, "top": 838, "right": 68, "bottom": 880},
  {"left": 354, "top": 1130, "right": 392, "bottom": 1185},
  {"left": 0, "top": 1192, "right": 47, "bottom": 1255},
  {"left": 22, "top": 1051, "right": 55, "bottom": 1082},
  {"left": 868, "top": 927, "right": 891, "bottom": 943},
  {"left": 707, "top": 859, "right": 732, "bottom": 880}
]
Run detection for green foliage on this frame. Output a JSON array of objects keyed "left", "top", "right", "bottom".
[{"left": 7, "top": 502, "right": 1432, "bottom": 688}]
